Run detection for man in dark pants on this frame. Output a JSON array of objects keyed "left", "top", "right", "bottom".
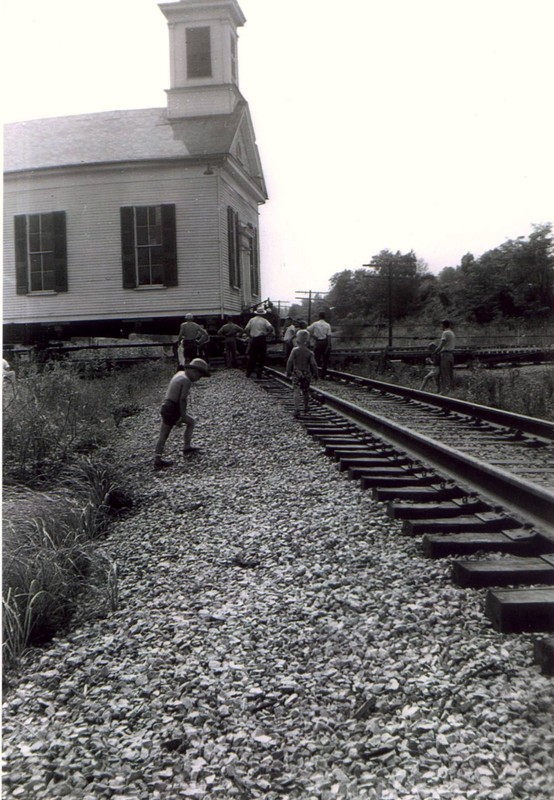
[
  {"left": 244, "top": 308, "right": 274, "bottom": 379},
  {"left": 217, "top": 317, "right": 244, "bottom": 368},
  {"left": 307, "top": 312, "right": 332, "bottom": 378},
  {"left": 177, "top": 314, "right": 210, "bottom": 366}
]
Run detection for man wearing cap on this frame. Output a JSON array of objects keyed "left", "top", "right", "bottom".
[
  {"left": 154, "top": 358, "right": 210, "bottom": 469},
  {"left": 177, "top": 314, "right": 210, "bottom": 366},
  {"left": 244, "top": 307, "right": 274, "bottom": 379}
]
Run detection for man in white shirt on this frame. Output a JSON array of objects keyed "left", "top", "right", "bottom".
[
  {"left": 435, "top": 319, "right": 456, "bottom": 392},
  {"left": 244, "top": 308, "right": 274, "bottom": 378},
  {"left": 307, "top": 312, "right": 332, "bottom": 378}
]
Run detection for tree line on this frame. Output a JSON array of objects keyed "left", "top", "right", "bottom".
[{"left": 288, "top": 223, "right": 554, "bottom": 328}]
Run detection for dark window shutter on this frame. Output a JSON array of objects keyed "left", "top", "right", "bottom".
[
  {"left": 120, "top": 207, "right": 137, "bottom": 288},
  {"left": 251, "top": 227, "right": 260, "bottom": 295},
  {"left": 14, "top": 215, "right": 28, "bottom": 295},
  {"left": 161, "top": 204, "right": 178, "bottom": 287},
  {"left": 227, "top": 206, "right": 236, "bottom": 287},
  {"left": 52, "top": 211, "right": 68, "bottom": 292},
  {"left": 234, "top": 211, "right": 242, "bottom": 288}
]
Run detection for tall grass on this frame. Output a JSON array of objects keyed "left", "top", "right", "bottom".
[
  {"left": 347, "top": 358, "right": 554, "bottom": 421},
  {"left": 2, "top": 360, "right": 165, "bottom": 485},
  {"left": 2, "top": 360, "right": 166, "bottom": 671},
  {"left": 456, "top": 366, "right": 554, "bottom": 420},
  {"left": 2, "top": 462, "right": 124, "bottom": 670}
]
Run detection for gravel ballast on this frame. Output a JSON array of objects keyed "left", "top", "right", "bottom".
[{"left": 2, "top": 369, "right": 554, "bottom": 800}]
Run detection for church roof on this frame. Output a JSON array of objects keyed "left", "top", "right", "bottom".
[{"left": 4, "top": 104, "right": 246, "bottom": 172}]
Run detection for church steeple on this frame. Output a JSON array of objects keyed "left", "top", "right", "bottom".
[{"left": 159, "top": 0, "right": 246, "bottom": 119}]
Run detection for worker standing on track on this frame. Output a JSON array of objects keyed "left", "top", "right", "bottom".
[
  {"left": 177, "top": 314, "right": 210, "bottom": 367},
  {"left": 244, "top": 307, "right": 274, "bottom": 379},
  {"left": 286, "top": 329, "right": 318, "bottom": 418},
  {"left": 217, "top": 317, "right": 245, "bottom": 368},
  {"left": 307, "top": 312, "right": 332, "bottom": 379},
  {"left": 154, "top": 358, "right": 210, "bottom": 469},
  {"left": 435, "top": 319, "right": 456, "bottom": 393}
]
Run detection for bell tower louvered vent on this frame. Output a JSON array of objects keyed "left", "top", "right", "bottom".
[{"left": 159, "top": 0, "right": 246, "bottom": 119}]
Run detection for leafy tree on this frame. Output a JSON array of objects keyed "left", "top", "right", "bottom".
[
  {"left": 436, "top": 223, "right": 554, "bottom": 322},
  {"left": 366, "top": 249, "right": 420, "bottom": 321}
]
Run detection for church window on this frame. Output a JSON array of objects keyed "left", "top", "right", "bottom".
[
  {"left": 120, "top": 205, "right": 177, "bottom": 288},
  {"left": 186, "top": 27, "right": 212, "bottom": 78},
  {"left": 14, "top": 211, "right": 67, "bottom": 294}
]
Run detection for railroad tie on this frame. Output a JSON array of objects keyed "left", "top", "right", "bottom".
[
  {"left": 485, "top": 587, "right": 554, "bottom": 633},
  {"left": 422, "top": 530, "right": 541, "bottom": 557},
  {"left": 388, "top": 498, "right": 490, "bottom": 520},
  {"left": 360, "top": 474, "right": 440, "bottom": 489},
  {"left": 452, "top": 554, "right": 554, "bottom": 588},
  {"left": 402, "top": 511, "right": 521, "bottom": 537},
  {"left": 337, "top": 456, "right": 412, "bottom": 472},
  {"left": 372, "top": 485, "right": 468, "bottom": 503},
  {"left": 324, "top": 444, "right": 373, "bottom": 457}
]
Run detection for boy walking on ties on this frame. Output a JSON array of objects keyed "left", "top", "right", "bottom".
[
  {"left": 154, "top": 358, "right": 210, "bottom": 469},
  {"left": 286, "top": 329, "right": 318, "bottom": 417}
]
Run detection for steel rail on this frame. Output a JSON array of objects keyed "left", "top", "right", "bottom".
[
  {"left": 265, "top": 368, "right": 554, "bottom": 538},
  {"left": 324, "top": 368, "right": 554, "bottom": 442}
]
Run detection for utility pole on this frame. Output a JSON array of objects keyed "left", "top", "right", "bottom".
[{"left": 295, "top": 290, "right": 327, "bottom": 325}]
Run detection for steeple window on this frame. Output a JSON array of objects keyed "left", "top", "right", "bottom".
[{"left": 186, "top": 27, "right": 212, "bottom": 79}]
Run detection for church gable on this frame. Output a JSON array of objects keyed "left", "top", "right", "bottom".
[{"left": 229, "top": 107, "right": 266, "bottom": 194}]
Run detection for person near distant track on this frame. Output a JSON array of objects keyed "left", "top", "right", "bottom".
[
  {"left": 435, "top": 319, "right": 456, "bottom": 393},
  {"left": 244, "top": 308, "right": 274, "bottom": 379},
  {"left": 177, "top": 314, "right": 210, "bottom": 367},
  {"left": 154, "top": 358, "right": 210, "bottom": 469},
  {"left": 217, "top": 318, "right": 244, "bottom": 368},
  {"left": 283, "top": 318, "right": 299, "bottom": 358},
  {"left": 419, "top": 344, "right": 440, "bottom": 392},
  {"left": 286, "top": 329, "right": 319, "bottom": 417},
  {"left": 307, "top": 312, "right": 332, "bottom": 379}
]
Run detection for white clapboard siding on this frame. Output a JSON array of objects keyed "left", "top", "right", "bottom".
[{"left": 4, "top": 160, "right": 262, "bottom": 325}]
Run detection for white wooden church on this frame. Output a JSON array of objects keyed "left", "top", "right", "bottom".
[{"left": 3, "top": 0, "right": 267, "bottom": 344}]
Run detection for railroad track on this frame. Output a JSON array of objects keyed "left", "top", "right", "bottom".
[{"left": 262, "top": 367, "right": 554, "bottom": 676}]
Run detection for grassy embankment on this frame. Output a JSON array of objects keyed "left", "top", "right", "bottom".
[{"left": 2, "top": 358, "right": 167, "bottom": 671}]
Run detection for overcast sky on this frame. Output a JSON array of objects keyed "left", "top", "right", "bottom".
[{"left": 3, "top": 0, "right": 553, "bottom": 305}]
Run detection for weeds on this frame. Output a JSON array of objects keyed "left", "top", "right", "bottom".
[
  {"left": 353, "top": 359, "right": 554, "bottom": 421},
  {"left": 2, "top": 359, "right": 159, "bottom": 671},
  {"left": 2, "top": 360, "right": 164, "bottom": 486}
]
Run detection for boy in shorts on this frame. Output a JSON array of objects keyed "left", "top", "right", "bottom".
[
  {"left": 286, "top": 329, "right": 318, "bottom": 417},
  {"left": 419, "top": 344, "right": 440, "bottom": 392},
  {"left": 154, "top": 358, "right": 210, "bottom": 469}
]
